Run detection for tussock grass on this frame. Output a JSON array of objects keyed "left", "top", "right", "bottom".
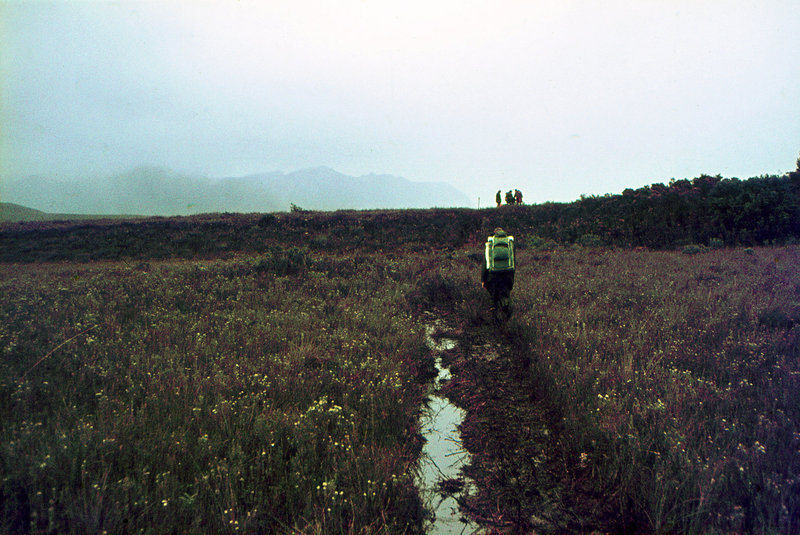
[
  {"left": 3, "top": 211, "right": 798, "bottom": 534},
  {"left": 1, "top": 252, "right": 433, "bottom": 534},
  {"left": 452, "top": 245, "right": 800, "bottom": 533}
]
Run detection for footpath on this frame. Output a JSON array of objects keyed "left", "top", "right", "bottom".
[{"left": 430, "top": 313, "right": 621, "bottom": 534}]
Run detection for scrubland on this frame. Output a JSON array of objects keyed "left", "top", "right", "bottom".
[
  {"left": 1, "top": 210, "right": 799, "bottom": 534},
  {"left": 438, "top": 245, "right": 800, "bottom": 533},
  {"left": 1, "top": 249, "right": 437, "bottom": 533}
]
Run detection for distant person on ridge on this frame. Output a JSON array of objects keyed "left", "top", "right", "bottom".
[
  {"left": 514, "top": 189, "right": 523, "bottom": 205},
  {"left": 482, "top": 227, "right": 515, "bottom": 313},
  {"left": 496, "top": 190, "right": 502, "bottom": 207},
  {"left": 505, "top": 190, "right": 514, "bottom": 205}
]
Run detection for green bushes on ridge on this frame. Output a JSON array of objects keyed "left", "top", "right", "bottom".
[{"left": 3, "top": 166, "right": 799, "bottom": 262}]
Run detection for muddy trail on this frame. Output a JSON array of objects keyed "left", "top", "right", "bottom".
[
  {"left": 425, "top": 312, "right": 632, "bottom": 534},
  {"left": 417, "top": 314, "right": 480, "bottom": 534}
]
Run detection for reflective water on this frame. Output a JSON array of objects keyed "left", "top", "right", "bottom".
[{"left": 418, "top": 326, "right": 480, "bottom": 534}]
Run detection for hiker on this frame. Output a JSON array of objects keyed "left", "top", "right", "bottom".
[
  {"left": 496, "top": 190, "right": 502, "bottom": 207},
  {"left": 482, "top": 227, "right": 515, "bottom": 311},
  {"left": 505, "top": 190, "right": 515, "bottom": 205},
  {"left": 514, "top": 189, "right": 523, "bottom": 205}
]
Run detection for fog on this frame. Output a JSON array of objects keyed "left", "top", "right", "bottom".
[{"left": 2, "top": 0, "right": 799, "bottom": 206}]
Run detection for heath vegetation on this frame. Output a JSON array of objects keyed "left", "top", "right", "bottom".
[
  {"left": 439, "top": 245, "right": 800, "bottom": 533},
  {"left": 1, "top": 249, "right": 442, "bottom": 534},
  {"left": 1, "top": 185, "right": 799, "bottom": 533}
]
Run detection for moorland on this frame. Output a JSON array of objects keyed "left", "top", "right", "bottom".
[{"left": 1, "top": 169, "right": 799, "bottom": 534}]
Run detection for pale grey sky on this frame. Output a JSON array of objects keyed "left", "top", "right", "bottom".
[{"left": 2, "top": 0, "right": 799, "bottom": 205}]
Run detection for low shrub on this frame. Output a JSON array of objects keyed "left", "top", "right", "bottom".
[
  {"left": 577, "top": 233, "right": 604, "bottom": 247},
  {"left": 709, "top": 237, "right": 725, "bottom": 249},
  {"left": 682, "top": 244, "right": 706, "bottom": 255},
  {"left": 254, "top": 246, "right": 311, "bottom": 276}
]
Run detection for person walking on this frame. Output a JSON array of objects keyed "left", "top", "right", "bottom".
[
  {"left": 514, "top": 189, "right": 523, "bottom": 205},
  {"left": 482, "top": 227, "right": 515, "bottom": 313},
  {"left": 496, "top": 190, "right": 502, "bottom": 207}
]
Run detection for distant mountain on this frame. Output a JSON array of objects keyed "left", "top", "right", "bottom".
[
  {"left": 0, "top": 203, "right": 50, "bottom": 222},
  {"left": 1, "top": 166, "right": 470, "bottom": 216},
  {"left": 0, "top": 202, "right": 137, "bottom": 222}
]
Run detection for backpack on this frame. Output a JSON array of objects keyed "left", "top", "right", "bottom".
[{"left": 485, "top": 235, "right": 515, "bottom": 272}]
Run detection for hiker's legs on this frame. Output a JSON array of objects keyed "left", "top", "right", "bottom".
[
  {"left": 487, "top": 278, "right": 506, "bottom": 308},
  {"left": 485, "top": 279, "right": 498, "bottom": 307},
  {"left": 496, "top": 272, "right": 514, "bottom": 311}
]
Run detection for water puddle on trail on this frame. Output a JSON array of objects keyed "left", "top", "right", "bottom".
[{"left": 417, "top": 324, "right": 480, "bottom": 534}]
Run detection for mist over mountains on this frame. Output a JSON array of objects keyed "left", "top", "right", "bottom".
[{"left": 1, "top": 167, "right": 471, "bottom": 216}]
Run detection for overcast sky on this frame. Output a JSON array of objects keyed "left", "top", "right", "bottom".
[{"left": 2, "top": 0, "right": 799, "bottom": 205}]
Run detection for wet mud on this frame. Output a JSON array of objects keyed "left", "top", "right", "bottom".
[
  {"left": 432, "top": 318, "right": 622, "bottom": 534},
  {"left": 418, "top": 320, "right": 480, "bottom": 534}
]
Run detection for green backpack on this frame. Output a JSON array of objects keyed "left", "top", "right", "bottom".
[{"left": 485, "top": 235, "right": 515, "bottom": 272}]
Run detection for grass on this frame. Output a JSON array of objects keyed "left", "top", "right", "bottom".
[
  {"left": 2, "top": 209, "right": 798, "bottom": 534},
  {"left": 443, "top": 245, "right": 800, "bottom": 533},
  {"left": 1, "top": 251, "right": 437, "bottom": 534}
]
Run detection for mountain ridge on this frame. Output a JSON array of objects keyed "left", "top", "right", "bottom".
[{"left": 1, "top": 167, "right": 471, "bottom": 217}]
